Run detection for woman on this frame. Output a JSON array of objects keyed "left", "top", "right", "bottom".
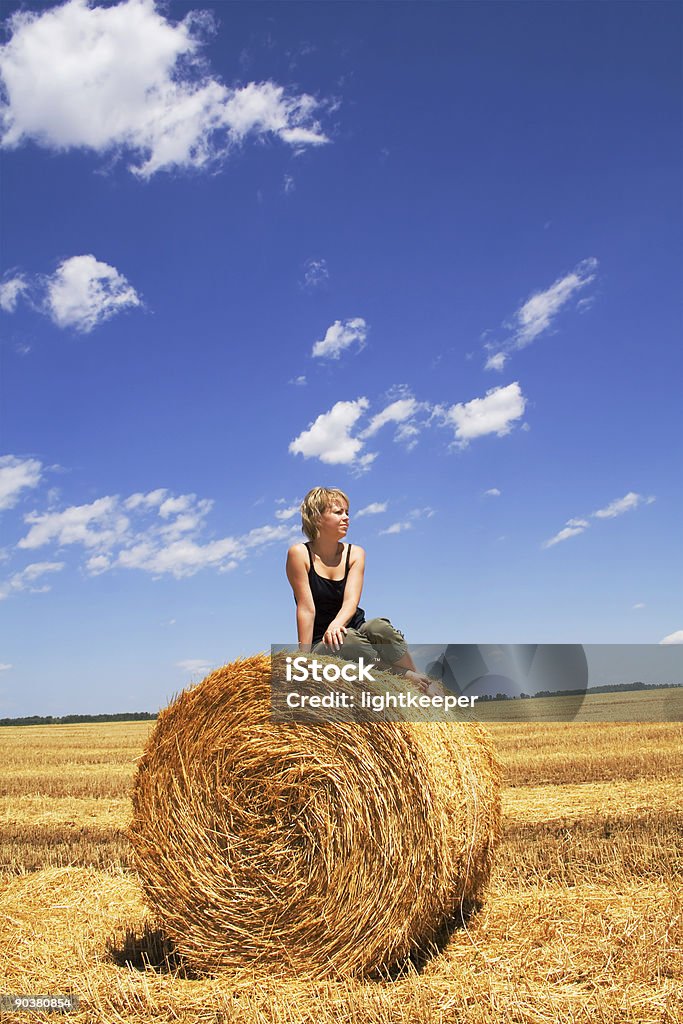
[{"left": 286, "top": 486, "right": 433, "bottom": 693}]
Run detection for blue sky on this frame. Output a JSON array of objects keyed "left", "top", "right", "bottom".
[{"left": 0, "top": 0, "right": 681, "bottom": 716}]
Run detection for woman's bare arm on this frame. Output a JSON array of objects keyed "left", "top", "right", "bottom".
[{"left": 286, "top": 544, "right": 316, "bottom": 649}]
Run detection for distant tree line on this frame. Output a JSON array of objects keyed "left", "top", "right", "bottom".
[
  {"left": 0, "top": 711, "right": 158, "bottom": 727},
  {"left": 1, "top": 681, "right": 680, "bottom": 721},
  {"left": 476, "top": 681, "right": 681, "bottom": 701}
]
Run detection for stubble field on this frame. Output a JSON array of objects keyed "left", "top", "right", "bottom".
[{"left": 0, "top": 700, "right": 681, "bottom": 1023}]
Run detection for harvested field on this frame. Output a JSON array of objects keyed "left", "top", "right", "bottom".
[
  {"left": 0, "top": 694, "right": 681, "bottom": 1023},
  {"left": 474, "top": 687, "right": 683, "bottom": 723}
]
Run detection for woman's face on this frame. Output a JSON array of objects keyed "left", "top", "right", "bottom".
[{"left": 317, "top": 501, "right": 349, "bottom": 540}]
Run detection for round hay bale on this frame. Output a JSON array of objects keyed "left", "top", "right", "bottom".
[{"left": 129, "top": 653, "right": 501, "bottom": 978}]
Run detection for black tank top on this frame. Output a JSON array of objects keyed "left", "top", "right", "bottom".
[{"left": 305, "top": 542, "right": 365, "bottom": 645}]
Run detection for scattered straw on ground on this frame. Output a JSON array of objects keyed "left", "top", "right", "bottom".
[
  {"left": 1, "top": 699, "right": 681, "bottom": 1022},
  {"left": 0, "top": 868, "right": 680, "bottom": 1024},
  {"left": 0, "top": 795, "right": 131, "bottom": 828},
  {"left": 503, "top": 776, "right": 683, "bottom": 824}
]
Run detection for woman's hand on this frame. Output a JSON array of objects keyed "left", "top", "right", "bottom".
[
  {"left": 405, "top": 670, "right": 434, "bottom": 694},
  {"left": 323, "top": 621, "right": 347, "bottom": 652}
]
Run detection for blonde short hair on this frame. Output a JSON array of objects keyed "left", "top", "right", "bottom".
[{"left": 300, "top": 487, "right": 350, "bottom": 541}]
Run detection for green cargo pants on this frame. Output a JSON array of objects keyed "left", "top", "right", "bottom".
[{"left": 312, "top": 617, "right": 408, "bottom": 665}]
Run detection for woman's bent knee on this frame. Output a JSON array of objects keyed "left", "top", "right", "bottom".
[
  {"left": 363, "top": 618, "right": 407, "bottom": 662},
  {"left": 365, "top": 617, "right": 399, "bottom": 639},
  {"left": 314, "top": 628, "right": 371, "bottom": 661}
]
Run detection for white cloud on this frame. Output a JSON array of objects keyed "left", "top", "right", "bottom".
[
  {"left": 279, "top": 125, "right": 326, "bottom": 147},
  {"left": 0, "top": 663, "right": 12, "bottom": 671},
  {"left": 85, "top": 553, "right": 111, "bottom": 575},
  {"left": 484, "top": 258, "right": 598, "bottom": 368},
  {"left": 354, "top": 453, "right": 377, "bottom": 474},
  {"left": 378, "top": 520, "right": 411, "bottom": 536},
  {"left": 158, "top": 495, "right": 194, "bottom": 518},
  {"left": 290, "top": 384, "right": 525, "bottom": 468},
  {"left": 438, "top": 382, "right": 526, "bottom": 447},
  {"left": 13, "top": 562, "right": 49, "bottom": 580},
  {"left": 408, "top": 507, "right": 435, "bottom": 520},
  {"left": 659, "top": 630, "right": 683, "bottom": 645},
  {"left": 379, "top": 521, "right": 412, "bottom": 536},
  {"left": 117, "top": 521, "right": 295, "bottom": 578},
  {"left": 155, "top": 495, "right": 214, "bottom": 542},
  {"left": 289, "top": 398, "right": 370, "bottom": 464},
  {"left": 356, "top": 502, "right": 387, "bottom": 517},
  {"left": 378, "top": 507, "right": 432, "bottom": 536},
  {"left": 359, "top": 389, "right": 429, "bottom": 451},
  {"left": 542, "top": 488, "right": 655, "bottom": 549},
  {"left": 113, "top": 492, "right": 276, "bottom": 578},
  {"left": 19, "top": 496, "right": 129, "bottom": 551},
  {"left": 312, "top": 318, "right": 367, "bottom": 360},
  {"left": 221, "top": 82, "right": 327, "bottom": 151},
  {"left": 0, "top": 455, "right": 42, "bottom": 511},
  {"left": 4, "top": 483, "right": 300, "bottom": 588},
  {"left": 124, "top": 489, "right": 168, "bottom": 511},
  {"left": 118, "top": 536, "right": 237, "bottom": 576},
  {"left": 592, "top": 492, "right": 649, "bottom": 519},
  {"left": 512, "top": 258, "right": 598, "bottom": 348},
  {"left": 301, "top": 258, "right": 329, "bottom": 290},
  {"left": 0, "top": 274, "right": 27, "bottom": 312},
  {"left": 177, "top": 659, "right": 213, "bottom": 675},
  {"left": 484, "top": 488, "right": 501, "bottom": 497},
  {"left": 0, "top": 0, "right": 329, "bottom": 178},
  {"left": 484, "top": 352, "right": 508, "bottom": 372},
  {"left": 0, "top": 256, "right": 141, "bottom": 333},
  {"left": 0, "top": 561, "right": 65, "bottom": 600},
  {"left": 290, "top": 375, "right": 307, "bottom": 387},
  {"left": 275, "top": 504, "right": 299, "bottom": 521},
  {"left": 541, "top": 519, "right": 590, "bottom": 549},
  {"left": 395, "top": 422, "right": 420, "bottom": 446},
  {"left": 361, "top": 397, "right": 419, "bottom": 438},
  {"left": 632, "top": 603, "right": 645, "bottom": 610},
  {"left": 45, "top": 255, "right": 141, "bottom": 333},
  {"left": 242, "top": 523, "right": 296, "bottom": 549},
  {"left": 283, "top": 174, "right": 295, "bottom": 194}
]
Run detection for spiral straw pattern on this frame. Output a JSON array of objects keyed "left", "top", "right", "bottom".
[{"left": 129, "top": 653, "right": 501, "bottom": 978}]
